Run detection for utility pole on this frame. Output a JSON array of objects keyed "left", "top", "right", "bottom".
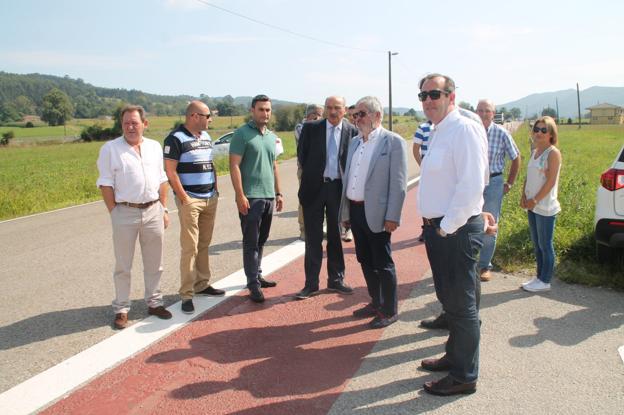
[
  {"left": 388, "top": 51, "right": 398, "bottom": 131},
  {"left": 555, "top": 98, "right": 559, "bottom": 124},
  {"left": 576, "top": 83, "right": 582, "bottom": 129}
]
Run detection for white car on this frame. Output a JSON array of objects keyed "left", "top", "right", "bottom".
[
  {"left": 594, "top": 143, "right": 624, "bottom": 263},
  {"left": 211, "top": 131, "right": 284, "bottom": 158}
]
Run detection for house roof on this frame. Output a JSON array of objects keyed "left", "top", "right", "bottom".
[{"left": 586, "top": 103, "right": 623, "bottom": 110}]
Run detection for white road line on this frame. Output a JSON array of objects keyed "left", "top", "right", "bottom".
[
  {"left": 619, "top": 345, "right": 624, "bottom": 365},
  {"left": 0, "top": 200, "right": 102, "bottom": 224},
  {"left": 0, "top": 240, "right": 305, "bottom": 415}
]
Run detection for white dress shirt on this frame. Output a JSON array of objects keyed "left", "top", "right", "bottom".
[
  {"left": 417, "top": 109, "right": 488, "bottom": 234},
  {"left": 346, "top": 127, "right": 382, "bottom": 201},
  {"left": 96, "top": 136, "right": 168, "bottom": 203},
  {"left": 323, "top": 121, "right": 342, "bottom": 179}
]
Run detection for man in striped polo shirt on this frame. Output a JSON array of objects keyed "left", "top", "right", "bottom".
[{"left": 164, "top": 101, "right": 225, "bottom": 314}]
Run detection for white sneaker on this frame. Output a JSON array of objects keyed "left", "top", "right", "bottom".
[
  {"left": 522, "top": 279, "right": 551, "bottom": 292},
  {"left": 521, "top": 277, "right": 538, "bottom": 287},
  {"left": 342, "top": 229, "right": 353, "bottom": 242}
]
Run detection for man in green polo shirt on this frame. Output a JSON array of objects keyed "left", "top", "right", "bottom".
[{"left": 229, "top": 94, "right": 283, "bottom": 303}]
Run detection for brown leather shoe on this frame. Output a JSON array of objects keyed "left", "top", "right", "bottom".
[
  {"left": 148, "top": 306, "right": 172, "bottom": 320},
  {"left": 421, "top": 356, "right": 451, "bottom": 372},
  {"left": 353, "top": 303, "right": 377, "bottom": 318},
  {"left": 114, "top": 313, "right": 128, "bottom": 330},
  {"left": 480, "top": 269, "right": 492, "bottom": 282},
  {"left": 424, "top": 375, "right": 476, "bottom": 396}
]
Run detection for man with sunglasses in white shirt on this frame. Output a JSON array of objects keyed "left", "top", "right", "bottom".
[{"left": 417, "top": 73, "right": 488, "bottom": 396}]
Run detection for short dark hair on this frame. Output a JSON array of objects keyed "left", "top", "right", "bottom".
[
  {"left": 418, "top": 73, "right": 456, "bottom": 93},
  {"left": 348, "top": 105, "right": 355, "bottom": 110},
  {"left": 251, "top": 94, "right": 271, "bottom": 108},
  {"left": 120, "top": 105, "right": 146, "bottom": 122}
]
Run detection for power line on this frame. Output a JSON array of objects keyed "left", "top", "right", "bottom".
[{"left": 195, "top": 0, "right": 385, "bottom": 54}]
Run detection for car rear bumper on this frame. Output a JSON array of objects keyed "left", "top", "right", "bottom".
[{"left": 595, "top": 219, "right": 624, "bottom": 247}]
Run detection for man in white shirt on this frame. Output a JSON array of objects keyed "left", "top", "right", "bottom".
[
  {"left": 417, "top": 74, "right": 488, "bottom": 396},
  {"left": 96, "top": 105, "right": 171, "bottom": 330},
  {"left": 340, "top": 96, "right": 407, "bottom": 328}
]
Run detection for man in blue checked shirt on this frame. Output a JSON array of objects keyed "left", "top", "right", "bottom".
[{"left": 475, "top": 99, "right": 521, "bottom": 282}]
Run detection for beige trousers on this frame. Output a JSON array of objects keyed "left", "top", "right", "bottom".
[
  {"left": 111, "top": 203, "right": 164, "bottom": 314},
  {"left": 175, "top": 195, "right": 218, "bottom": 300}
]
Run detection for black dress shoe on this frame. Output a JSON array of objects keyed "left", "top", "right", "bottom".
[
  {"left": 327, "top": 282, "right": 354, "bottom": 295},
  {"left": 148, "top": 306, "right": 172, "bottom": 320},
  {"left": 259, "top": 276, "right": 277, "bottom": 288},
  {"left": 420, "top": 313, "right": 449, "bottom": 330},
  {"left": 249, "top": 286, "right": 265, "bottom": 303},
  {"left": 421, "top": 356, "right": 451, "bottom": 372},
  {"left": 196, "top": 285, "right": 225, "bottom": 296},
  {"left": 369, "top": 313, "right": 398, "bottom": 329},
  {"left": 353, "top": 303, "right": 377, "bottom": 318},
  {"left": 295, "top": 287, "right": 319, "bottom": 300},
  {"left": 181, "top": 299, "right": 195, "bottom": 314},
  {"left": 423, "top": 375, "right": 476, "bottom": 396}
]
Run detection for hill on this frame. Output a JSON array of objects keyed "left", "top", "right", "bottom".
[{"left": 499, "top": 86, "right": 624, "bottom": 118}]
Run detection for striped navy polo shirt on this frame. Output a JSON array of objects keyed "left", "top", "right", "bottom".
[{"left": 163, "top": 125, "right": 216, "bottom": 199}]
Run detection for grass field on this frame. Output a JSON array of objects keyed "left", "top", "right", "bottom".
[{"left": 494, "top": 123, "right": 624, "bottom": 289}]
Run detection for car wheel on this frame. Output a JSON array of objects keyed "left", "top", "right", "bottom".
[{"left": 596, "top": 242, "right": 614, "bottom": 264}]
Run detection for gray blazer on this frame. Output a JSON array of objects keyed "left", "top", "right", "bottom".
[{"left": 340, "top": 127, "right": 407, "bottom": 233}]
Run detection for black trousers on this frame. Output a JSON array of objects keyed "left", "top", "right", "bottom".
[
  {"left": 239, "top": 198, "right": 274, "bottom": 289},
  {"left": 302, "top": 180, "right": 345, "bottom": 289},
  {"left": 349, "top": 202, "right": 397, "bottom": 317}
]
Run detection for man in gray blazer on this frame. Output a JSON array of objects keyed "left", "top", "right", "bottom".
[{"left": 340, "top": 96, "right": 407, "bottom": 328}]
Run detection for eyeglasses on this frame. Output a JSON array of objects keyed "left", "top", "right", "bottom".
[
  {"left": 418, "top": 90, "right": 448, "bottom": 102},
  {"left": 195, "top": 113, "right": 212, "bottom": 119},
  {"left": 352, "top": 111, "right": 370, "bottom": 119},
  {"left": 533, "top": 126, "right": 548, "bottom": 134}
]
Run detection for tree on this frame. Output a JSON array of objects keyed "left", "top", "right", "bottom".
[
  {"left": 273, "top": 104, "right": 305, "bottom": 131},
  {"left": 509, "top": 107, "right": 522, "bottom": 120},
  {"left": 0, "top": 102, "right": 20, "bottom": 123},
  {"left": 41, "top": 88, "right": 74, "bottom": 126},
  {"left": 405, "top": 108, "right": 417, "bottom": 117},
  {"left": 541, "top": 107, "right": 557, "bottom": 118},
  {"left": 458, "top": 101, "right": 474, "bottom": 112},
  {"left": 13, "top": 96, "right": 35, "bottom": 116}
]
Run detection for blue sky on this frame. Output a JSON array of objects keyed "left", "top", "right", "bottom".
[{"left": 2, "top": 0, "right": 622, "bottom": 111}]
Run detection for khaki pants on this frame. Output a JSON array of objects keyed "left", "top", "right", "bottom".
[
  {"left": 111, "top": 203, "right": 164, "bottom": 314},
  {"left": 175, "top": 195, "right": 218, "bottom": 300}
]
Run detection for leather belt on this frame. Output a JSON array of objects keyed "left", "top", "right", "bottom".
[
  {"left": 349, "top": 199, "right": 364, "bottom": 205},
  {"left": 423, "top": 217, "right": 443, "bottom": 226},
  {"left": 490, "top": 172, "right": 502, "bottom": 178},
  {"left": 118, "top": 200, "right": 159, "bottom": 209},
  {"left": 323, "top": 177, "right": 341, "bottom": 183}
]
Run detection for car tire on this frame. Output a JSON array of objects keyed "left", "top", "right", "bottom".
[{"left": 596, "top": 242, "right": 614, "bottom": 264}]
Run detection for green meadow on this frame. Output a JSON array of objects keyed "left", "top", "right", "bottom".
[{"left": 495, "top": 123, "right": 624, "bottom": 289}]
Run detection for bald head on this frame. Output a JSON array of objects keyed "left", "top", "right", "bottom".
[
  {"left": 186, "top": 100, "right": 209, "bottom": 118},
  {"left": 184, "top": 100, "right": 212, "bottom": 135}
]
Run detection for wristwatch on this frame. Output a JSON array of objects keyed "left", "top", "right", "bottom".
[
  {"left": 163, "top": 208, "right": 169, "bottom": 214},
  {"left": 275, "top": 192, "right": 283, "bottom": 197}
]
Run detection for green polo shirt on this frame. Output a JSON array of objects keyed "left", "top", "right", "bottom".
[{"left": 229, "top": 121, "right": 277, "bottom": 198}]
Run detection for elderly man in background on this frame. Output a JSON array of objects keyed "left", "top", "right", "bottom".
[
  {"left": 341, "top": 96, "right": 407, "bottom": 328},
  {"left": 294, "top": 104, "right": 324, "bottom": 240},
  {"left": 96, "top": 105, "right": 172, "bottom": 330},
  {"left": 475, "top": 99, "right": 521, "bottom": 282},
  {"left": 417, "top": 73, "right": 488, "bottom": 396},
  {"left": 164, "top": 101, "right": 225, "bottom": 315}
]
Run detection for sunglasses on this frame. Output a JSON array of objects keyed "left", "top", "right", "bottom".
[
  {"left": 418, "top": 89, "right": 448, "bottom": 102},
  {"left": 352, "top": 111, "right": 370, "bottom": 119},
  {"left": 533, "top": 126, "right": 548, "bottom": 134},
  {"left": 195, "top": 113, "right": 212, "bottom": 119}
]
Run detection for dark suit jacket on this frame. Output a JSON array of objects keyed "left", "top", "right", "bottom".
[{"left": 297, "top": 119, "right": 358, "bottom": 207}]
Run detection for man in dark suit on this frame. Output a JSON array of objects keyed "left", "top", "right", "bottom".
[{"left": 296, "top": 96, "right": 358, "bottom": 299}]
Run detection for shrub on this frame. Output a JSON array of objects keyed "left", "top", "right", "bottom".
[
  {"left": 80, "top": 124, "right": 117, "bottom": 142},
  {"left": 25, "top": 121, "right": 34, "bottom": 128},
  {"left": 1, "top": 131, "right": 15, "bottom": 146}
]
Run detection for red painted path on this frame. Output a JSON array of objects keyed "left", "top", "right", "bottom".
[{"left": 43, "top": 187, "right": 430, "bottom": 415}]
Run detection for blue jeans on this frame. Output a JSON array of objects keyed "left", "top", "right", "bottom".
[
  {"left": 527, "top": 210, "right": 557, "bottom": 283},
  {"left": 478, "top": 174, "right": 504, "bottom": 270},
  {"left": 424, "top": 215, "right": 484, "bottom": 383}
]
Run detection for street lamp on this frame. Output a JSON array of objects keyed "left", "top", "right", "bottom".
[{"left": 388, "top": 51, "right": 399, "bottom": 131}]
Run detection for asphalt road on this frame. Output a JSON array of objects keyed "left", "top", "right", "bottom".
[{"left": 0, "top": 154, "right": 420, "bottom": 393}]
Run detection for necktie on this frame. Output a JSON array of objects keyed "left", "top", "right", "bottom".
[{"left": 328, "top": 126, "right": 338, "bottom": 178}]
